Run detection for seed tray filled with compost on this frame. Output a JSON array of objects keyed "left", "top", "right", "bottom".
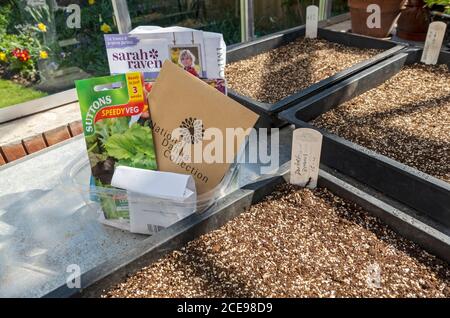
[
  {"left": 279, "top": 50, "right": 450, "bottom": 232},
  {"left": 103, "top": 183, "right": 450, "bottom": 298},
  {"left": 225, "top": 27, "right": 404, "bottom": 120},
  {"left": 313, "top": 63, "right": 450, "bottom": 183}
]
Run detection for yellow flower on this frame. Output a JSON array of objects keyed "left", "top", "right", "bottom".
[
  {"left": 37, "top": 23, "right": 47, "bottom": 32},
  {"left": 100, "top": 23, "right": 112, "bottom": 33},
  {"left": 39, "top": 50, "right": 48, "bottom": 59},
  {"left": 88, "top": 0, "right": 95, "bottom": 4},
  {"left": 0, "top": 52, "right": 7, "bottom": 62}
]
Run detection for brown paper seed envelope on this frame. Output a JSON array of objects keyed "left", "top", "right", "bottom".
[{"left": 148, "top": 60, "right": 259, "bottom": 194}]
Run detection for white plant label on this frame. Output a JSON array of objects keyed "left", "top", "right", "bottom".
[
  {"left": 290, "top": 128, "right": 322, "bottom": 189},
  {"left": 421, "top": 21, "right": 447, "bottom": 65},
  {"left": 305, "top": 5, "right": 319, "bottom": 39}
]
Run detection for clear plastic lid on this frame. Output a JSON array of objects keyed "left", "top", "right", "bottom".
[{"left": 61, "top": 151, "right": 240, "bottom": 216}]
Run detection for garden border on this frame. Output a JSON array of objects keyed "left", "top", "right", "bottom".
[
  {"left": 43, "top": 162, "right": 450, "bottom": 298},
  {"left": 278, "top": 49, "right": 450, "bottom": 229}
]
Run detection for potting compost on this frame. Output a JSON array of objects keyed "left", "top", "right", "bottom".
[
  {"left": 313, "top": 63, "right": 450, "bottom": 183},
  {"left": 226, "top": 38, "right": 380, "bottom": 103},
  {"left": 103, "top": 184, "right": 450, "bottom": 298}
]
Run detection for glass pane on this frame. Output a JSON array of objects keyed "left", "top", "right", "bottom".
[
  {"left": 54, "top": 0, "right": 115, "bottom": 79},
  {"left": 254, "top": 0, "right": 348, "bottom": 38},
  {"left": 254, "top": 0, "right": 315, "bottom": 37},
  {"left": 1, "top": 0, "right": 115, "bottom": 97},
  {"left": 332, "top": 0, "right": 348, "bottom": 16},
  {"left": 127, "top": 0, "right": 241, "bottom": 45}
]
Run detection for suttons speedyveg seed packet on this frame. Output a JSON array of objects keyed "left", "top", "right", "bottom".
[{"left": 75, "top": 72, "right": 157, "bottom": 220}]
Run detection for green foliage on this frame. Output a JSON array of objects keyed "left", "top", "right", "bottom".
[
  {"left": 104, "top": 123, "right": 157, "bottom": 170},
  {"left": 22, "top": 2, "right": 53, "bottom": 26},
  {"left": 87, "top": 117, "right": 157, "bottom": 171},
  {"left": 0, "top": 0, "right": 23, "bottom": 33},
  {"left": 55, "top": 1, "right": 116, "bottom": 76},
  {"left": 0, "top": 5, "right": 11, "bottom": 30},
  {"left": 127, "top": 0, "right": 241, "bottom": 44},
  {"left": 0, "top": 2, "right": 50, "bottom": 78},
  {"left": 425, "top": 0, "right": 450, "bottom": 14},
  {"left": 95, "top": 117, "right": 130, "bottom": 145},
  {"left": 256, "top": 0, "right": 348, "bottom": 37},
  {"left": 0, "top": 33, "right": 30, "bottom": 73},
  {"left": 86, "top": 117, "right": 129, "bottom": 163},
  {"left": 198, "top": 13, "right": 241, "bottom": 45}
]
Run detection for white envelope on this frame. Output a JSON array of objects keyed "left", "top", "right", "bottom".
[{"left": 111, "top": 166, "right": 197, "bottom": 235}]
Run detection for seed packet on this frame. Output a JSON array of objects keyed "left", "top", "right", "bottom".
[
  {"left": 104, "top": 34, "right": 169, "bottom": 80},
  {"left": 149, "top": 61, "right": 258, "bottom": 195},
  {"left": 75, "top": 72, "right": 157, "bottom": 220}
]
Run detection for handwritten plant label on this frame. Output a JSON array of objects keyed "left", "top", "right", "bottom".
[
  {"left": 421, "top": 21, "right": 447, "bottom": 65},
  {"left": 290, "top": 128, "right": 323, "bottom": 189},
  {"left": 305, "top": 5, "right": 319, "bottom": 39}
]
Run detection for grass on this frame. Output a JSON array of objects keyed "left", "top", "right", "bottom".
[{"left": 0, "top": 79, "right": 47, "bottom": 109}]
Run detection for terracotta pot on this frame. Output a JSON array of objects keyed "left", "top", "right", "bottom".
[
  {"left": 349, "top": 0, "right": 407, "bottom": 38},
  {"left": 397, "top": 0, "right": 430, "bottom": 41}
]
